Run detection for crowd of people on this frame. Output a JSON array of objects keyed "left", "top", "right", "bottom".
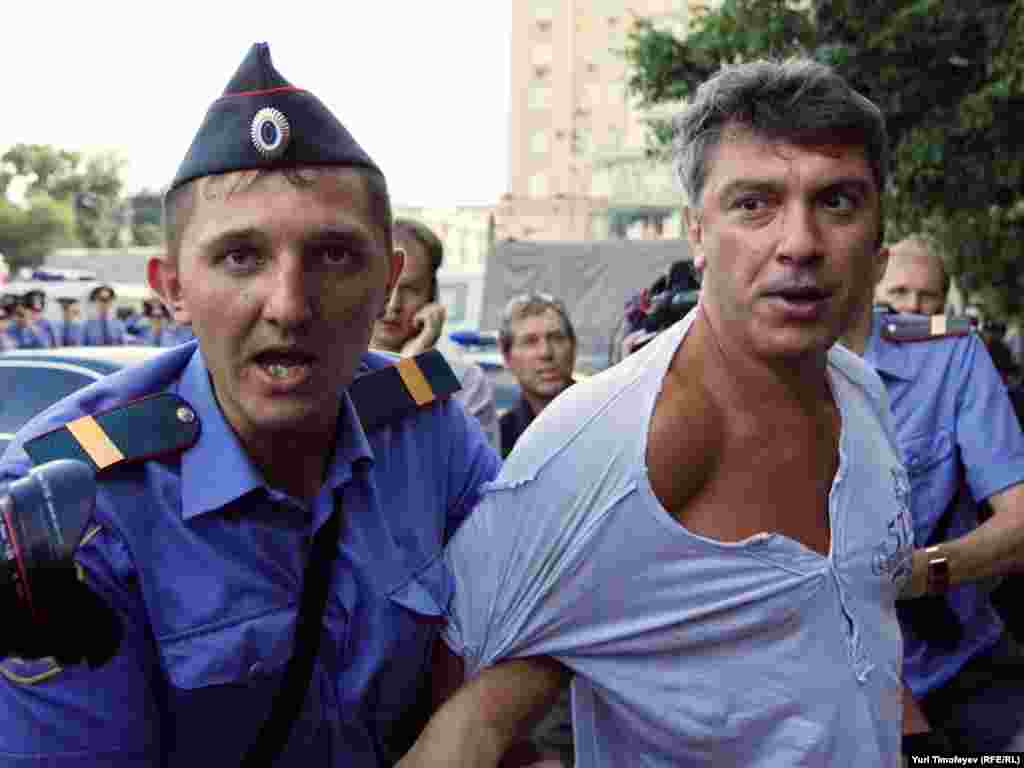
[
  {"left": 0, "top": 284, "right": 194, "bottom": 351},
  {"left": 1, "top": 42, "right": 1023, "bottom": 768}
]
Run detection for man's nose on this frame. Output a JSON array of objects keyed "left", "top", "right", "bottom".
[
  {"left": 264, "top": 256, "right": 313, "bottom": 330},
  {"left": 775, "top": 204, "right": 822, "bottom": 266}
]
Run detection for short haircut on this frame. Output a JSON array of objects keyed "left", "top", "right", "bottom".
[
  {"left": 499, "top": 293, "right": 576, "bottom": 355},
  {"left": 672, "top": 58, "right": 890, "bottom": 215},
  {"left": 889, "top": 233, "right": 950, "bottom": 295},
  {"left": 393, "top": 218, "right": 444, "bottom": 302},
  {"left": 162, "top": 166, "right": 392, "bottom": 264}
]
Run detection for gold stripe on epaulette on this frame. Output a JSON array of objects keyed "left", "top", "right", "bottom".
[
  {"left": 396, "top": 357, "right": 435, "bottom": 406},
  {"left": 0, "top": 658, "right": 63, "bottom": 685},
  {"left": 79, "top": 525, "right": 103, "bottom": 548},
  {"left": 66, "top": 415, "right": 124, "bottom": 470}
]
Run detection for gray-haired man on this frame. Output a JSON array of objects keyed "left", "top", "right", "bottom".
[{"left": 400, "top": 58, "right": 908, "bottom": 767}]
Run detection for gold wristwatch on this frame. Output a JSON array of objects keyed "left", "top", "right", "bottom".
[{"left": 924, "top": 545, "right": 951, "bottom": 595}]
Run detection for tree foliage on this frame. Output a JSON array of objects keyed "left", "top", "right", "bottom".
[
  {"left": 0, "top": 143, "right": 128, "bottom": 263},
  {"left": 624, "top": 0, "right": 1024, "bottom": 317}
]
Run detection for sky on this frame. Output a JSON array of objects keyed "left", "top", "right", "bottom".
[{"left": 1, "top": 1, "right": 512, "bottom": 208}]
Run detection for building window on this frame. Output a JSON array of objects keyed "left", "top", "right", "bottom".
[
  {"left": 528, "top": 173, "right": 549, "bottom": 198},
  {"left": 573, "top": 127, "right": 592, "bottom": 155},
  {"left": 528, "top": 83, "right": 552, "bottom": 110},
  {"left": 534, "top": 1, "right": 555, "bottom": 22},
  {"left": 591, "top": 170, "right": 612, "bottom": 198},
  {"left": 529, "top": 131, "right": 549, "bottom": 155}
]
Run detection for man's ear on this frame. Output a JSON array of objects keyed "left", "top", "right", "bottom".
[
  {"left": 682, "top": 206, "right": 705, "bottom": 272},
  {"left": 147, "top": 256, "right": 190, "bottom": 325}
]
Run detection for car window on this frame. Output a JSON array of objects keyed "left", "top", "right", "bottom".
[{"left": 0, "top": 364, "right": 102, "bottom": 440}]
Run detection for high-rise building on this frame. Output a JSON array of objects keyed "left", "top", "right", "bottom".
[{"left": 497, "top": 0, "right": 708, "bottom": 242}]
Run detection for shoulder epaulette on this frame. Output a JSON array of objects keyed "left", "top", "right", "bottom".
[
  {"left": 23, "top": 393, "right": 201, "bottom": 471},
  {"left": 350, "top": 349, "right": 461, "bottom": 432},
  {"left": 880, "top": 313, "right": 974, "bottom": 343}
]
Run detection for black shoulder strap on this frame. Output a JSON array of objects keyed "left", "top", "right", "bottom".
[{"left": 240, "top": 499, "right": 343, "bottom": 767}]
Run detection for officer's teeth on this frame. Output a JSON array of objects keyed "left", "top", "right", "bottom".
[{"left": 267, "top": 363, "right": 290, "bottom": 378}]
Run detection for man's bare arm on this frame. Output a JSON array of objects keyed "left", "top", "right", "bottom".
[
  {"left": 398, "top": 654, "right": 570, "bottom": 768},
  {"left": 902, "top": 482, "right": 1024, "bottom": 597}
]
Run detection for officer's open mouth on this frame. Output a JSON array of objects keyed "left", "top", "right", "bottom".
[{"left": 252, "top": 348, "right": 318, "bottom": 380}]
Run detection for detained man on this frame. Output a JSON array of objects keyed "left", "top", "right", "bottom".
[{"left": 400, "top": 58, "right": 910, "bottom": 767}]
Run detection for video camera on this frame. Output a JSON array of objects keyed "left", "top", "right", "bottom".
[
  {"left": 641, "top": 260, "right": 701, "bottom": 336},
  {"left": 0, "top": 460, "right": 121, "bottom": 667}
]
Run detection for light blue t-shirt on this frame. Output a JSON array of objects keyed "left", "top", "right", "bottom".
[{"left": 445, "top": 309, "right": 909, "bottom": 767}]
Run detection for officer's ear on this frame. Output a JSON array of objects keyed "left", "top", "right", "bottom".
[
  {"left": 147, "top": 256, "right": 190, "bottom": 326},
  {"left": 874, "top": 246, "right": 891, "bottom": 287}
]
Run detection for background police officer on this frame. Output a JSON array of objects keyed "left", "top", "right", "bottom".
[
  {"left": 842, "top": 242, "right": 1024, "bottom": 754},
  {"left": 82, "top": 284, "right": 125, "bottom": 346}
]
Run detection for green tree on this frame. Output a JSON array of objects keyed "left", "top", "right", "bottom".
[
  {"left": 0, "top": 195, "right": 76, "bottom": 270},
  {"left": 0, "top": 143, "right": 127, "bottom": 250},
  {"left": 623, "top": 0, "right": 1024, "bottom": 317}
]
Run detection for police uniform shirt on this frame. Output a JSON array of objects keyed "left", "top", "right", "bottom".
[
  {"left": 6, "top": 323, "right": 48, "bottom": 350},
  {"left": 34, "top": 317, "right": 57, "bottom": 348},
  {"left": 140, "top": 324, "right": 179, "bottom": 348},
  {"left": 82, "top": 315, "right": 126, "bottom": 346},
  {"left": 863, "top": 310, "right": 1024, "bottom": 698},
  {"left": 0, "top": 342, "right": 500, "bottom": 765},
  {"left": 55, "top": 320, "right": 84, "bottom": 347}
]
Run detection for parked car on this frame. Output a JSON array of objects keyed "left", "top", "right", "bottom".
[{"left": 0, "top": 346, "right": 162, "bottom": 454}]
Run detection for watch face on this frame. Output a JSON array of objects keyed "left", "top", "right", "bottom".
[{"left": 928, "top": 557, "right": 951, "bottom": 595}]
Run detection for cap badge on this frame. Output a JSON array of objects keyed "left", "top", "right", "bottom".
[{"left": 250, "top": 107, "right": 291, "bottom": 158}]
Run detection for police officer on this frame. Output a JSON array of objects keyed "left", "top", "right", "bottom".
[
  {"left": 842, "top": 247, "right": 1024, "bottom": 754},
  {"left": 82, "top": 284, "right": 125, "bottom": 346},
  {"left": 0, "top": 298, "right": 14, "bottom": 351},
  {"left": 23, "top": 289, "right": 57, "bottom": 347},
  {"left": 0, "top": 42, "right": 499, "bottom": 766},
  {"left": 138, "top": 297, "right": 178, "bottom": 347},
  {"left": 55, "top": 297, "right": 84, "bottom": 347},
  {"left": 5, "top": 295, "right": 48, "bottom": 349}
]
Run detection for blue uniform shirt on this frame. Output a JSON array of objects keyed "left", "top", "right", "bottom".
[
  {"left": 55, "top": 320, "right": 84, "bottom": 347},
  {"left": 5, "top": 324, "right": 48, "bottom": 349},
  {"left": 138, "top": 323, "right": 179, "bottom": 347},
  {"left": 82, "top": 315, "right": 126, "bottom": 346},
  {"left": 863, "top": 311, "right": 1024, "bottom": 697},
  {"left": 0, "top": 342, "right": 500, "bottom": 766}
]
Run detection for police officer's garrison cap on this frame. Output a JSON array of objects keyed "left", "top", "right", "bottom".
[{"left": 168, "top": 42, "right": 382, "bottom": 194}]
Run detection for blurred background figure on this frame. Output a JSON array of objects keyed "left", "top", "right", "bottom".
[
  {"left": 615, "top": 260, "right": 701, "bottom": 362},
  {"left": 55, "top": 297, "right": 83, "bottom": 347},
  {"left": 139, "top": 298, "right": 178, "bottom": 347},
  {"left": 498, "top": 293, "right": 577, "bottom": 458},
  {"left": 82, "top": 284, "right": 125, "bottom": 346},
  {"left": 23, "top": 290, "right": 57, "bottom": 348},
  {"left": 0, "top": 298, "right": 13, "bottom": 351},
  {"left": 371, "top": 217, "right": 500, "bottom": 452},
  {"left": 875, "top": 234, "right": 948, "bottom": 316},
  {"left": 6, "top": 295, "right": 48, "bottom": 349}
]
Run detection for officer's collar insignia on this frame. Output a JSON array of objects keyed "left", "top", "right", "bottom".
[
  {"left": 24, "top": 393, "right": 201, "bottom": 473},
  {"left": 250, "top": 107, "right": 291, "bottom": 158}
]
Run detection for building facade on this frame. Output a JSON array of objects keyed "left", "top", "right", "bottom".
[{"left": 497, "top": 0, "right": 709, "bottom": 242}]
